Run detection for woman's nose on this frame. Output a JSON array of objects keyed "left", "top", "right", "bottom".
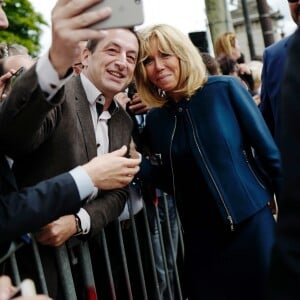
[{"left": 154, "top": 58, "right": 164, "bottom": 70}]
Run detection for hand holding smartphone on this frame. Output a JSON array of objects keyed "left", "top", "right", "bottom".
[{"left": 85, "top": 0, "right": 144, "bottom": 30}]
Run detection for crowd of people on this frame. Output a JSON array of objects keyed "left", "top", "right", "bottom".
[{"left": 0, "top": 0, "right": 300, "bottom": 299}]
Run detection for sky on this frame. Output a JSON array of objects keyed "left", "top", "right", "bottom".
[{"left": 29, "top": 0, "right": 297, "bottom": 55}]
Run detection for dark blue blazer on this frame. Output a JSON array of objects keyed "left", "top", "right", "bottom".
[
  {"left": 268, "top": 27, "right": 300, "bottom": 300},
  {"left": 141, "top": 76, "right": 281, "bottom": 229},
  {"left": 260, "top": 35, "right": 293, "bottom": 145},
  {"left": 0, "top": 151, "right": 81, "bottom": 245}
]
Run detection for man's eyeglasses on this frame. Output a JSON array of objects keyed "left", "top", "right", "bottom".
[
  {"left": 1, "top": 66, "right": 25, "bottom": 101},
  {"left": 288, "top": 0, "right": 299, "bottom": 3}
]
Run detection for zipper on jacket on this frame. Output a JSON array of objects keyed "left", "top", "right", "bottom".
[
  {"left": 169, "top": 115, "right": 185, "bottom": 235},
  {"left": 227, "top": 215, "right": 234, "bottom": 232},
  {"left": 242, "top": 150, "right": 266, "bottom": 189},
  {"left": 186, "top": 110, "right": 235, "bottom": 231},
  {"left": 169, "top": 115, "right": 177, "bottom": 208}
]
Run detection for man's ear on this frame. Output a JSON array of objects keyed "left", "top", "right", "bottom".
[{"left": 81, "top": 47, "right": 90, "bottom": 68}]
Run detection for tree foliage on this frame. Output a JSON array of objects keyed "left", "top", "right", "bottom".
[{"left": 0, "top": 0, "right": 48, "bottom": 57}]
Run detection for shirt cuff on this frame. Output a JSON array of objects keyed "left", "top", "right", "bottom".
[
  {"left": 77, "top": 208, "right": 91, "bottom": 235},
  {"left": 69, "top": 166, "right": 94, "bottom": 201},
  {"left": 36, "top": 51, "right": 73, "bottom": 101}
]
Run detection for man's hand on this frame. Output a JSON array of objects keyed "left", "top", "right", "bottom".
[
  {"left": 128, "top": 93, "right": 150, "bottom": 115},
  {"left": 35, "top": 215, "right": 76, "bottom": 247},
  {"left": 49, "top": 0, "right": 112, "bottom": 78},
  {"left": 115, "top": 92, "right": 131, "bottom": 110},
  {"left": 83, "top": 145, "right": 141, "bottom": 190}
]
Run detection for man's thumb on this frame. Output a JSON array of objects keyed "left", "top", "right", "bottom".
[{"left": 113, "top": 145, "right": 127, "bottom": 156}]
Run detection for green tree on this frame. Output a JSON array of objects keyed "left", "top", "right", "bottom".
[{"left": 0, "top": 0, "right": 47, "bottom": 57}]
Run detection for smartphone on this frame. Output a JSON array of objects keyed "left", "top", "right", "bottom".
[{"left": 85, "top": 0, "right": 144, "bottom": 30}]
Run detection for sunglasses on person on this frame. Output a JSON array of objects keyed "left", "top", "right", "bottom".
[
  {"left": 1, "top": 66, "right": 25, "bottom": 101},
  {"left": 288, "top": 0, "right": 299, "bottom": 3}
]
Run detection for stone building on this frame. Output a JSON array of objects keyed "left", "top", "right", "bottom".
[{"left": 231, "top": 0, "right": 283, "bottom": 61}]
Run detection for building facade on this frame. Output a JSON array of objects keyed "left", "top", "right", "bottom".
[{"left": 231, "top": 0, "right": 283, "bottom": 61}]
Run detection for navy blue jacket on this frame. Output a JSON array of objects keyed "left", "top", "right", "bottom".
[
  {"left": 269, "top": 27, "right": 300, "bottom": 299},
  {"left": 141, "top": 76, "right": 281, "bottom": 229},
  {"left": 260, "top": 35, "right": 293, "bottom": 145},
  {"left": 0, "top": 152, "right": 81, "bottom": 245}
]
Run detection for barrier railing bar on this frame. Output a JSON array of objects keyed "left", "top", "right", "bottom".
[
  {"left": 162, "top": 193, "right": 183, "bottom": 300},
  {"left": 141, "top": 202, "right": 161, "bottom": 300},
  {"left": 55, "top": 245, "right": 77, "bottom": 300},
  {"left": 97, "top": 230, "right": 116, "bottom": 300},
  {"left": 127, "top": 197, "right": 148, "bottom": 300},
  {"left": 9, "top": 252, "right": 21, "bottom": 286},
  {"left": 78, "top": 241, "right": 98, "bottom": 300},
  {"left": 115, "top": 220, "right": 133, "bottom": 300},
  {"left": 154, "top": 203, "right": 173, "bottom": 300},
  {"left": 31, "top": 236, "right": 48, "bottom": 295}
]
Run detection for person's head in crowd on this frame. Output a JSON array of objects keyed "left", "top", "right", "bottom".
[
  {"left": 200, "top": 52, "right": 220, "bottom": 75},
  {"left": 217, "top": 53, "right": 255, "bottom": 95},
  {"left": 0, "top": 54, "right": 35, "bottom": 100},
  {"left": 217, "top": 54, "right": 237, "bottom": 75},
  {"left": 0, "top": 54, "right": 34, "bottom": 75},
  {"left": 0, "top": 42, "right": 28, "bottom": 59},
  {"left": 0, "top": 41, "right": 31, "bottom": 100},
  {"left": 214, "top": 32, "right": 241, "bottom": 61},
  {"left": 288, "top": 0, "right": 300, "bottom": 24},
  {"left": 135, "top": 23, "right": 207, "bottom": 108},
  {"left": 72, "top": 40, "right": 87, "bottom": 75},
  {"left": 81, "top": 28, "right": 139, "bottom": 102}
]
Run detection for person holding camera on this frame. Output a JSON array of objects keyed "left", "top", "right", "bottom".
[{"left": 0, "top": 0, "right": 141, "bottom": 298}]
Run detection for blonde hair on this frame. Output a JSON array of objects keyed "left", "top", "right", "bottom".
[
  {"left": 135, "top": 24, "right": 207, "bottom": 108},
  {"left": 248, "top": 60, "right": 263, "bottom": 93},
  {"left": 214, "top": 32, "right": 237, "bottom": 58}
]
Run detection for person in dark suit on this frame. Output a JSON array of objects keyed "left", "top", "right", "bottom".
[
  {"left": 268, "top": 24, "right": 300, "bottom": 299},
  {"left": 260, "top": 0, "right": 300, "bottom": 145}
]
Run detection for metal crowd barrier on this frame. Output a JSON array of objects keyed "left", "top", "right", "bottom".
[{"left": 0, "top": 193, "right": 185, "bottom": 300}]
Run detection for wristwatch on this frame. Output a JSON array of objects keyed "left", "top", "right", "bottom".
[{"left": 74, "top": 214, "right": 83, "bottom": 236}]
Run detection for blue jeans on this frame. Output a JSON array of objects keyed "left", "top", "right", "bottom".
[{"left": 151, "top": 191, "right": 179, "bottom": 300}]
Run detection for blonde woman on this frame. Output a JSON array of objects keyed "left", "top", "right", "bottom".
[
  {"left": 135, "top": 24, "right": 281, "bottom": 300},
  {"left": 214, "top": 31, "right": 242, "bottom": 61}
]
